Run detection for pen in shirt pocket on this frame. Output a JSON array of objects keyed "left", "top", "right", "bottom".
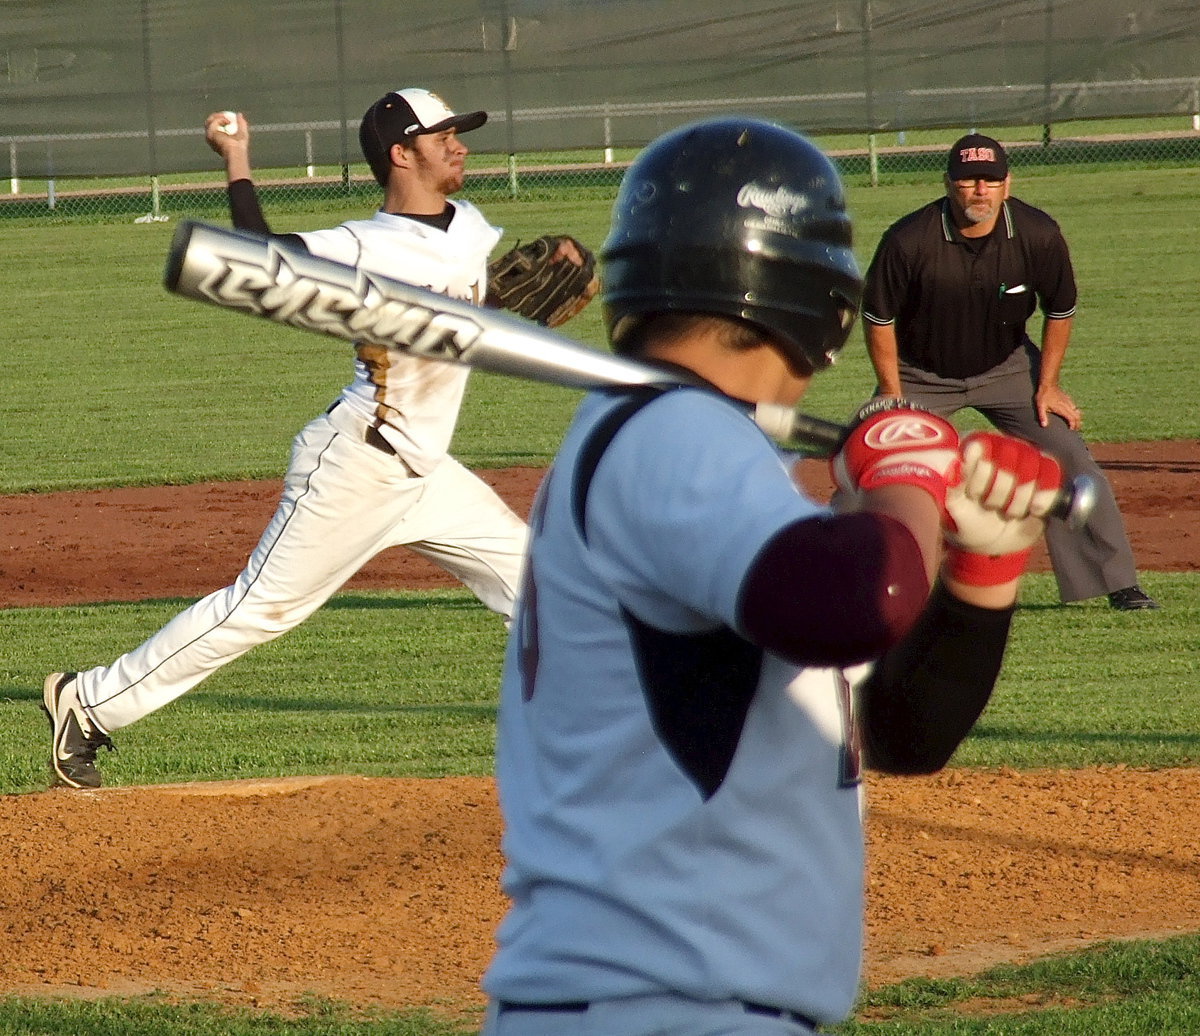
[{"left": 999, "top": 282, "right": 1028, "bottom": 297}]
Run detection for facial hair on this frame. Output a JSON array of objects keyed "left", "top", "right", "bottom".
[
  {"left": 412, "top": 143, "right": 464, "bottom": 196},
  {"left": 961, "top": 197, "right": 997, "bottom": 225}
]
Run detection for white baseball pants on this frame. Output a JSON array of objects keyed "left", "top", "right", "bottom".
[{"left": 76, "top": 405, "right": 528, "bottom": 733}]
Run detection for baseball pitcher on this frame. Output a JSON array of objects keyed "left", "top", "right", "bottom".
[{"left": 42, "top": 88, "right": 590, "bottom": 789}]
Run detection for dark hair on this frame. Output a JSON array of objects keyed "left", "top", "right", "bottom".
[{"left": 616, "top": 312, "right": 782, "bottom": 360}]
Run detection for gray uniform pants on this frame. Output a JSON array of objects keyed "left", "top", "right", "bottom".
[{"left": 896, "top": 342, "right": 1139, "bottom": 602}]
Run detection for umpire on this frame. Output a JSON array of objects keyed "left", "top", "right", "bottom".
[{"left": 861, "top": 134, "right": 1158, "bottom": 610}]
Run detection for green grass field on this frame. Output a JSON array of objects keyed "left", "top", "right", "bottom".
[
  {"left": 2, "top": 164, "right": 1198, "bottom": 493},
  {"left": 2, "top": 163, "right": 1198, "bottom": 1032}
]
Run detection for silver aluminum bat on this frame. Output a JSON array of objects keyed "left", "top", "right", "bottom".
[{"left": 163, "top": 220, "right": 1095, "bottom": 528}]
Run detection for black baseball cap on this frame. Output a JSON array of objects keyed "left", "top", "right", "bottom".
[
  {"left": 359, "top": 88, "right": 488, "bottom": 186},
  {"left": 947, "top": 133, "right": 1008, "bottom": 181}
]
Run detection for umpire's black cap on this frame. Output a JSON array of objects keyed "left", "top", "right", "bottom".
[{"left": 947, "top": 133, "right": 1008, "bottom": 181}]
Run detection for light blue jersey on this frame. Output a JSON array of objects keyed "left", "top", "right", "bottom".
[{"left": 484, "top": 388, "right": 869, "bottom": 1025}]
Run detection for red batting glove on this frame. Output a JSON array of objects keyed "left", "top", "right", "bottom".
[
  {"left": 831, "top": 398, "right": 962, "bottom": 513},
  {"left": 943, "top": 431, "right": 1064, "bottom": 586}
]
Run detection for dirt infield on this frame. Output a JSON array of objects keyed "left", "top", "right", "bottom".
[
  {"left": 1, "top": 441, "right": 1197, "bottom": 1022},
  {"left": 2, "top": 443, "right": 1196, "bottom": 610}
]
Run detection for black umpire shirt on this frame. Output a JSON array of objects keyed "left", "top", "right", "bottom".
[{"left": 861, "top": 197, "right": 1078, "bottom": 380}]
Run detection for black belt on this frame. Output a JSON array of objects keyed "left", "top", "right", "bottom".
[
  {"left": 497, "top": 1000, "right": 588, "bottom": 1013},
  {"left": 363, "top": 424, "right": 398, "bottom": 456},
  {"left": 497, "top": 999, "right": 817, "bottom": 1029},
  {"left": 744, "top": 1001, "right": 820, "bottom": 1029}
]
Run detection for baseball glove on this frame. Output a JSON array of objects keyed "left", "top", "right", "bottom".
[{"left": 486, "top": 235, "right": 600, "bottom": 328}]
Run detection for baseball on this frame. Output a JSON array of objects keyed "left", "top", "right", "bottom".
[{"left": 219, "top": 111, "right": 239, "bottom": 135}]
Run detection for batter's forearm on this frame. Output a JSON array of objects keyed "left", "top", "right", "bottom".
[{"left": 858, "top": 583, "right": 1013, "bottom": 775}]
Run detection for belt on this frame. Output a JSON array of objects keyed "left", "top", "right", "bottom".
[
  {"left": 363, "top": 424, "right": 398, "bottom": 456},
  {"left": 326, "top": 400, "right": 399, "bottom": 458},
  {"left": 744, "top": 1001, "right": 820, "bottom": 1029},
  {"left": 497, "top": 1001, "right": 588, "bottom": 1013},
  {"left": 497, "top": 999, "right": 817, "bottom": 1029}
]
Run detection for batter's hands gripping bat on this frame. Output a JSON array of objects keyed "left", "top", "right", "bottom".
[{"left": 163, "top": 220, "right": 1095, "bottom": 529}]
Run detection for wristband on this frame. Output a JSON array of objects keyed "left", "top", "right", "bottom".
[
  {"left": 944, "top": 544, "right": 1033, "bottom": 587},
  {"left": 859, "top": 461, "right": 950, "bottom": 512}
]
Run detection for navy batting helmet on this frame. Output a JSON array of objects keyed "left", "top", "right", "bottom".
[{"left": 601, "top": 117, "right": 861, "bottom": 373}]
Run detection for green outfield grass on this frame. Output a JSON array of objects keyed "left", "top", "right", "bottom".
[
  {"left": 0, "top": 995, "right": 477, "bottom": 1035},
  {"left": 1, "top": 164, "right": 1197, "bottom": 1033},
  {"left": 1, "top": 164, "right": 1198, "bottom": 493},
  {"left": 2, "top": 575, "right": 1197, "bottom": 795},
  {"left": 0, "top": 590, "right": 507, "bottom": 792}
]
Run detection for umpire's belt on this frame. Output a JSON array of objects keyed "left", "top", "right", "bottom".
[
  {"left": 497, "top": 999, "right": 818, "bottom": 1030},
  {"left": 325, "top": 400, "right": 409, "bottom": 466}
]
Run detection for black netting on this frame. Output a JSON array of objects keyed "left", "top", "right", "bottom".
[{"left": 3, "top": 0, "right": 1199, "bottom": 218}]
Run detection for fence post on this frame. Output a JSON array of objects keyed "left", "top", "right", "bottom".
[
  {"left": 1041, "top": 0, "right": 1054, "bottom": 148},
  {"left": 862, "top": 0, "right": 878, "bottom": 187},
  {"left": 8, "top": 141, "right": 17, "bottom": 194},
  {"left": 1193, "top": 86, "right": 1199, "bottom": 131},
  {"left": 507, "top": 154, "right": 519, "bottom": 199},
  {"left": 604, "top": 113, "right": 613, "bottom": 164},
  {"left": 305, "top": 130, "right": 315, "bottom": 177}
]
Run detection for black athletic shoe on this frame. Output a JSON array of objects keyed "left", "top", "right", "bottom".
[
  {"left": 41, "top": 672, "right": 115, "bottom": 789},
  {"left": 1107, "top": 585, "right": 1161, "bottom": 611}
]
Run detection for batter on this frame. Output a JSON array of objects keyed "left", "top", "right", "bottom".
[{"left": 482, "top": 117, "right": 1064, "bottom": 1034}]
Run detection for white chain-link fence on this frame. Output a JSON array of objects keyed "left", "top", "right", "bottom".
[{"left": 5, "top": 112, "right": 1199, "bottom": 224}]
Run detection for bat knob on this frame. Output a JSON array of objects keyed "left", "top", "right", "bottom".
[
  {"left": 751, "top": 403, "right": 797, "bottom": 442},
  {"left": 1061, "top": 475, "right": 1098, "bottom": 531}
]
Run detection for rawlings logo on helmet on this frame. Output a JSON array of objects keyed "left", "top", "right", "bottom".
[{"left": 736, "top": 182, "right": 812, "bottom": 219}]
